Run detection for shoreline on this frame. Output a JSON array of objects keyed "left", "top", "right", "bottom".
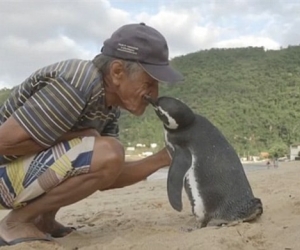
[{"left": 147, "top": 160, "right": 280, "bottom": 181}]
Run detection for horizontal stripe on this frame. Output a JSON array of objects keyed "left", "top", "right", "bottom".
[{"left": 12, "top": 81, "right": 87, "bottom": 147}]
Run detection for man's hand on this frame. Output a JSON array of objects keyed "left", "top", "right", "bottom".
[
  {"left": 81, "top": 128, "right": 101, "bottom": 137},
  {"left": 56, "top": 128, "right": 100, "bottom": 142},
  {"left": 156, "top": 147, "right": 172, "bottom": 167}
]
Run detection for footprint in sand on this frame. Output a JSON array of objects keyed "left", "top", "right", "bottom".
[
  {"left": 292, "top": 200, "right": 300, "bottom": 215},
  {"left": 74, "top": 210, "right": 125, "bottom": 230}
]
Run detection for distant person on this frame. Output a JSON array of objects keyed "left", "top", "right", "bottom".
[
  {"left": 273, "top": 158, "right": 279, "bottom": 168},
  {"left": 0, "top": 23, "right": 183, "bottom": 246},
  {"left": 273, "top": 153, "right": 279, "bottom": 168}
]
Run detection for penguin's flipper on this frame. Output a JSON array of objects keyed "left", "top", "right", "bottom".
[{"left": 167, "top": 145, "right": 192, "bottom": 212}]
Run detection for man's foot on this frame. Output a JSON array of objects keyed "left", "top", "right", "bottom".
[
  {"left": 0, "top": 234, "right": 53, "bottom": 246},
  {"left": 34, "top": 216, "right": 76, "bottom": 238},
  {"left": 50, "top": 224, "right": 76, "bottom": 238},
  {"left": 0, "top": 213, "right": 53, "bottom": 246}
]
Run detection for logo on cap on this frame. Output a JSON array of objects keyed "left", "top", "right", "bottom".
[{"left": 117, "top": 43, "right": 139, "bottom": 55}]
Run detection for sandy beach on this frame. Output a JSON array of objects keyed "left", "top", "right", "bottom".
[{"left": 0, "top": 161, "right": 299, "bottom": 250}]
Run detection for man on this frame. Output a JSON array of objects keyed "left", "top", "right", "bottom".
[{"left": 0, "top": 22, "right": 183, "bottom": 245}]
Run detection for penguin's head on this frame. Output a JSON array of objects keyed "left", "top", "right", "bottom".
[{"left": 144, "top": 95, "right": 195, "bottom": 130}]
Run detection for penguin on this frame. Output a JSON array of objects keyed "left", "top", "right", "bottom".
[{"left": 144, "top": 95, "right": 263, "bottom": 228}]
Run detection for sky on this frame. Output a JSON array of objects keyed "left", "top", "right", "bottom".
[{"left": 0, "top": 0, "right": 299, "bottom": 88}]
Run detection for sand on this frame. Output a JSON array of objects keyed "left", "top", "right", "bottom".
[{"left": 0, "top": 161, "right": 299, "bottom": 250}]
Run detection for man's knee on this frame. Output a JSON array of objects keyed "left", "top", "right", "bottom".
[{"left": 90, "top": 136, "right": 125, "bottom": 179}]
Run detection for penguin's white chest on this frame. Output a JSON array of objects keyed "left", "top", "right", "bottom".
[{"left": 184, "top": 154, "right": 205, "bottom": 220}]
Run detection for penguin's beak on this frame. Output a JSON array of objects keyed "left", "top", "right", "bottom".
[{"left": 144, "top": 95, "right": 157, "bottom": 107}]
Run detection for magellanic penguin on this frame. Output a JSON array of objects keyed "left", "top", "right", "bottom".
[{"left": 144, "top": 95, "right": 263, "bottom": 228}]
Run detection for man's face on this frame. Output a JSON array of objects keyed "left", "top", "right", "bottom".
[{"left": 117, "top": 68, "right": 159, "bottom": 116}]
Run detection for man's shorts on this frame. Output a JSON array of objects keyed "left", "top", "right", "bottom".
[{"left": 0, "top": 136, "right": 95, "bottom": 210}]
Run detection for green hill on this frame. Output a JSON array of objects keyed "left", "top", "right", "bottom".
[
  {"left": 119, "top": 46, "right": 300, "bottom": 157},
  {"left": 2, "top": 46, "right": 300, "bottom": 156}
]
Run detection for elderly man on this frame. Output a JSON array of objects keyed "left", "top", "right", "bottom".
[{"left": 0, "top": 22, "right": 183, "bottom": 245}]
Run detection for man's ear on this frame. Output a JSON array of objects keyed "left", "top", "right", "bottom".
[{"left": 110, "top": 60, "right": 125, "bottom": 87}]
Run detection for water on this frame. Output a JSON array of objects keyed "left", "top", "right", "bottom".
[{"left": 147, "top": 162, "right": 269, "bottom": 181}]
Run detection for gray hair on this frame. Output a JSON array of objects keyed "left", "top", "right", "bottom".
[{"left": 92, "top": 54, "right": 144, "bottom": 79}]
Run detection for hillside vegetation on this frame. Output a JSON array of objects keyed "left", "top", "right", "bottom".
[{"left": 1, "top": 46, "right": 300, "bottom": 156}]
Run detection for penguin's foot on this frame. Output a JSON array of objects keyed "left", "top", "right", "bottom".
[
  {"left": 208, "top": 219, "right": 242, "bottom": 228},
  {"left": 180, "top": 226, "right": 195, "bottom": 233},
  {"left": 179, "top": 219, "right": 208, "bottom": 233}
]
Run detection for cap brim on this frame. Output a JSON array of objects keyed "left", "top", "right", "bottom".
[{"left": 139, "top": 63, "right": 184, "bottom": 84}]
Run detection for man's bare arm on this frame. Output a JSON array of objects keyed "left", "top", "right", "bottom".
[
  {"left": 0, "top": 116, "right": 99, "bottom": 156},
  {"left": 102, "top": 147, "right": 171, "bottom": 190}
]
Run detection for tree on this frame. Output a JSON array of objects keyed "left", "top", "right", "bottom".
[
  {"left": 268, "top": 142, "right": 288, "bottom": 158},
  {"left": 2, "top": 46, "right": 300, "bottom": 154}
]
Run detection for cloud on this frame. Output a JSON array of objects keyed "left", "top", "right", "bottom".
[
  {"left": 136, "top": 7, "right": 222, "bottom": 57},
  {"left": 214, "top": 36, "right": 281, "bottom": 50},
  {"left": 0, "top": 0, "right": 131, "bottom": 86},
  {"left": 0, "top": 35, "right": 94, "bottom": 85},
  {"left": 0, "top": 0, "right": 299, "bottom": 88}
]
